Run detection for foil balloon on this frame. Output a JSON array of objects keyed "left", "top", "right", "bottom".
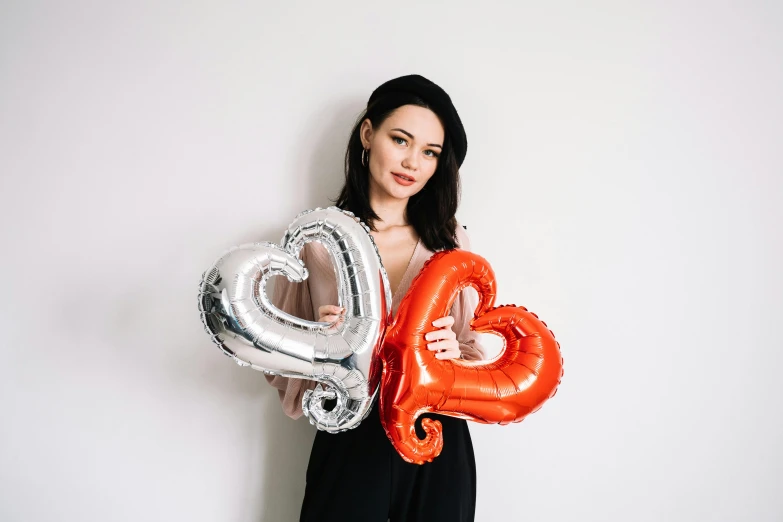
[
  {"left": 198, "top": 207, "right": 392, "bottom": 433},
  {"left": 379, "top": 249, "right": 564, "bottom": 464}
]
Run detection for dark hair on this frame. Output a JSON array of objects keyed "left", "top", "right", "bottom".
[{"left": 332, "top": 93, "right": 461, "bottom": 252}]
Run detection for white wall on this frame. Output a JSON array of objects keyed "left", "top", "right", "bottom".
[{"left": 1, "top": 1, "right": 781, "bottom": 521}]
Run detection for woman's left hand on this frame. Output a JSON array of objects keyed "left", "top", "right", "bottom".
[{"left": 425, "top": 316, "right": 462, "bottom": 360}]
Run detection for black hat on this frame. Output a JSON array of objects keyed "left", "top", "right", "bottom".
[{"left": 367, "top": 74, "right": 468, "bottom": 168}]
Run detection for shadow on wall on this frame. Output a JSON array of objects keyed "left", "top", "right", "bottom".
[
  {"left": 256, "top": 392, "right": 316, "bottom": 522},
  {"left": 302, "top": 97, "right": 368, "bottom": 207},
  {"left": 254, "top": 95, "right": 367, "bottom": 520}
]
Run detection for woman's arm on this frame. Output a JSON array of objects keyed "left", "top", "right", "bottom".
[
  {"left": 452, "top": 225, "right": 487, "bottom": 361},
  {"left": 264, "top": 244, "right": 320, "bottom": 419}
]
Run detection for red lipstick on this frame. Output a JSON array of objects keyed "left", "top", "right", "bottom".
[{"left": 392, "top": 172, "right": 416, "bottom": 186}]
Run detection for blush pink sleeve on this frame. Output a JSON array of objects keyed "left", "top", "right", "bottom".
[
  {"left": 263, "top": 242, "right": 338, "bottom": 419},
  {"left": 452, "top": 225, "right": 487, "bottom": 361}
]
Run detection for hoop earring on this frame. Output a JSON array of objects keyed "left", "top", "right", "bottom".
[{"left": 361, "top": 148, "right": 369, "bottom": 167}]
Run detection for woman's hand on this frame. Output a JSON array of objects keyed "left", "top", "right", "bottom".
[
  {"left": 317, "top": 304, "right": 345, "bottom": 330},
  {"left": 425, "top": 315, "right": 462, "bottom": 360}
]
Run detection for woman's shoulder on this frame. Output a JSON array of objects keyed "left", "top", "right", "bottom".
[
  {"left": 455, "top": 222, "right": 473, "bottom": 251},
  {"left": 414, "top": 222, "right": 472, "bottom": 256},
  {"left": 301, "top": 241, "right": 334, "bottom": 276}
]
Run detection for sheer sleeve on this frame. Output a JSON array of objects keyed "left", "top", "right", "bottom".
[
  {"left": 451, "top": 225, "right": 487, "bottom": 361},
  {"left": 263, "top": 241, "right": 338, "bottom": 419}
]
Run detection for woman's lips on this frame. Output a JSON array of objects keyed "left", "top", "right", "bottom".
[{"left": 392, "top": 173, "right": 415, "bottom": 186}]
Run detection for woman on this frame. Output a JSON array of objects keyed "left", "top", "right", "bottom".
[{"left": 265, "top": 74, "right": 486, "bottom": 522}]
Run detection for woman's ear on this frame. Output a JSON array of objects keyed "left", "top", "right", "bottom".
[{"left": 359, "top": 118, "right": 374, "bottom": 149}]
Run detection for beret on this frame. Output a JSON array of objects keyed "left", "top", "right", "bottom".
[{"left": 367, "top": 74, "right": 468, "bottom": 168}]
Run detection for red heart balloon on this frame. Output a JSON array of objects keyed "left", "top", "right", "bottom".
[{"left": 379, "top": 249, "right": 564, "bottom": 464}]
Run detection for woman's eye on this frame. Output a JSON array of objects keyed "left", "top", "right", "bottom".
[
  {"left": 393, "top": 137, "right": 406, "bottom": 145},
  {"left": 424, "top": 150, "right": 439, "bottom": 158}
]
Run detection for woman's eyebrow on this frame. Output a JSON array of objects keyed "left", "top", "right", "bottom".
[{"left": 391, "top": 128, "right": 443, "bottom": 149}]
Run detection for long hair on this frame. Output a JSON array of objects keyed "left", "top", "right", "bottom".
[{"left": 332, "top": 92, "right": 462, "bottom": 252}]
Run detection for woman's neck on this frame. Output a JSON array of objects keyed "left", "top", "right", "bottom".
[{"left": 368, "top": 185, "right": 409, "bottom": 231}]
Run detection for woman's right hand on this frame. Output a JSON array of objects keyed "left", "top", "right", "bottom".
[{"left": 317, "top": 304, "right": 345, "bottom": 330}]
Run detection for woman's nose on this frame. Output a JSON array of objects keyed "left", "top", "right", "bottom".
[{"left": 403, "top": 150, "right": 419, "bottom": 171}]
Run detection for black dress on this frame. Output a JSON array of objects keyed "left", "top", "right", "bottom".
[{"left": 299, "top": 398, "right": 477, "bottom": 522}]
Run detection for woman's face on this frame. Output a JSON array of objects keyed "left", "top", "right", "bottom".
[{"left": 360, "top": 104, "right": 445, "bottom": 201}]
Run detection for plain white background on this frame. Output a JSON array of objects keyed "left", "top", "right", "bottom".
[{"left": 1, "top": 1, "right": 781, "bottom": 521}]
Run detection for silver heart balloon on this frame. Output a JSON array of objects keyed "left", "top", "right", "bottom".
[{"left": 198, "top": 207, "right": 392, "bottom": 432}]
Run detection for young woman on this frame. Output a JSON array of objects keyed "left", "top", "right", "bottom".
[{"left": 265, "top": 74, "right": 486, "bottom": 522}]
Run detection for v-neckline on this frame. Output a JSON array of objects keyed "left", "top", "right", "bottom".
[{"left": 391, "top": 237, "right": 421, "bottom": 301}]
